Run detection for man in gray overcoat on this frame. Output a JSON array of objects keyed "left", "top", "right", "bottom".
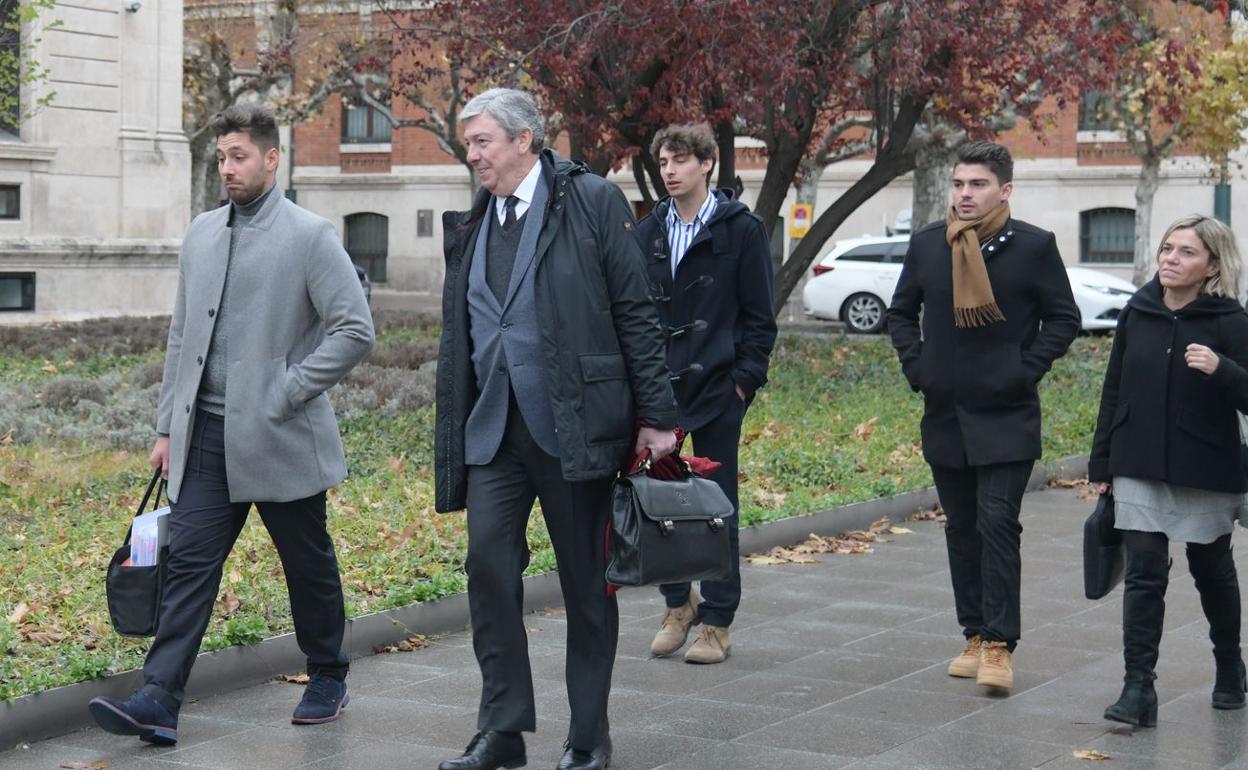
[
  {"left": 88, "top": 103, "right": 374, "bottom": 745},
  {"left": 435, "top": 88, "right": 678, "bottom": 770}
]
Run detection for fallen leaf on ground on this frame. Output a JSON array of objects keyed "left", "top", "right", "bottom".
[
  {"left": 1050, "top": 477, "right": 1089, "bottom": 488},
  {"left": 216, "top": 594, "right": 241, "bottom": 616},
  {"left": 852, "top": 416, "right": 879, "bottom": 442},
  {"left": 868, "top": 516, "right": 890, "bottom": 533},
  {"left": 23, "top": 630, "right": 67, "bottom": 645},
  {"left": 908, "top": 506, "right": 946, "bottom": 523},
  {"left": 7, "top": 601, "right": 29, "bottom": 625},
  {"left": 396, "top": 635, "right": 430, "bottom": 652},
  {"left": 1072, "top": 749, "right": 1111, "bottom": 760},
  {"left": 60, "top": 761, "right": 110, "bottom": 770},
  {"left": 743, "top": 554, "right": 790, "bottom": 565},
  {"left": 888, "top": 526, "right": 913, "bottom": 534},
  {"left": 279, "top": 673, "right": 310, "bottom": 684},
  {"left": 375, "top": 635, "right": 431, "bottom": 654},
  {"left": 746, "top": 530, "right": 885, "bottom": 565}
]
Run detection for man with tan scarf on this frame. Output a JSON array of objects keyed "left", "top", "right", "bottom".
[{"left": 887, "top": 141, "right": 1080, "bottom": 692}]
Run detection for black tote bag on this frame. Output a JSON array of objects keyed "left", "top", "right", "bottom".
[
  {"left": 105, "top": 469, "right": 168, "bottom": 637},
  {"left": 606, "top": 465, "right": 735, "bottom": 587},
  {"left": 1083, "top": 492, "right": 1124, "bottom": 600}
]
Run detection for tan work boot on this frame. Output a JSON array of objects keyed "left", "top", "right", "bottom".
[
  {"left": 650, "top": 588, "right": 702, "bottom": 657},
  {"left": 977, "top": 641, "right": 1014, "bottom": 689},
  {"left": 685, "top": 624, "right": 731, "bottom": 664},
  {"left": 948, "top": 634, "right": 982, "bottom": 678}
]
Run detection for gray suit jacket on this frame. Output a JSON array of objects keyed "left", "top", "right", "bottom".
[
  {"left": 464, "top": 175, "right": 557, "bottom": 464},
  {"left": 156, "top": 186, "right": 374, "bottom": 503}
]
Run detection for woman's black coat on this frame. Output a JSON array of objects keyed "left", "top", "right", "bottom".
[
  {"left": 887, "top": 218, "right": 1081, "bottom": 469},
  {"left": 1088, "top": 278, "right": 1248, "bottom": 494}
]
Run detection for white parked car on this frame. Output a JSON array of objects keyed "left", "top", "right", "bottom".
[{"left": 801, "top": 235, "right": 1138, "bottom": 334}]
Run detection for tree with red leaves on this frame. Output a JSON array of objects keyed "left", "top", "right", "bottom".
[
  {"left": 1085, "top": 0, "right": 1248, "bottom": 285},
  {"left": 405, "top": 0, "right": 1120, "bottom": 309}
]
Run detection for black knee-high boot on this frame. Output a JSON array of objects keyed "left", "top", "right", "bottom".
[
  {"left": 1188, "top": 542, "right": 1246, "bottom": 710},
  {"left": 1105, "top": 549, "right": 1169, "bottom": 727}
]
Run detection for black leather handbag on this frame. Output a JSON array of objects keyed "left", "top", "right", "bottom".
[
  {"left": 605, "top": 463, "right": 735, "bottom": 587},
  {"left": 106, "top": 470, "right": 168, "bottom": 637},
  {"left": 1083, "top": 492, "right": 1124, "bottom": 600}
]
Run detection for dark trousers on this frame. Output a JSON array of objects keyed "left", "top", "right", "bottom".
[
  {"left": 140, "top": 411, "right": 349, "bottom": 713},
  {"left": 464, "top": 402, "right": 618, "bottom": 751},
  {"left": 930, "top": 460, "right": 1033, "bottom": 649},
  {"left": 660, "top": 397, "right": 744, "bottom": 627}
]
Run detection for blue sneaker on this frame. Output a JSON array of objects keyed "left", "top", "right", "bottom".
[
  {"left": 88, "top": 690, "right": 178, "bottom": 745},
  {"left": 291, "top": 674, "right": 349, "bottom": 724}
]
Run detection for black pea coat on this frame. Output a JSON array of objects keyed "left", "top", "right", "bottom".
[
  {"left": 1088, "top": 278, "right": 1248, "bottom": 494},
  {"left": 635, "top": 190, "right": 778, "bottom": 431},
  {"left": 434, "top": 150, "right": 678, "bottom": 512},
  {"left": 887, "top": 218, "right": 1081, "bottom": 469}
]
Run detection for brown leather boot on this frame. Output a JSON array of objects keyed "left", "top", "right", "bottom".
[
  {"left": 649, "top": 587, "right": 702, "bottom": 657},
  {"left": 977, "top": 641, "right": 1014, "bottom": 689},
  {"left": 947, "top": 634, "right": 982, "bottom": 678},
  {"left": 685, "top": 624, "right": 731, "bottom": 664}
]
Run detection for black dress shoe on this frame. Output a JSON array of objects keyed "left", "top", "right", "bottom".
[
  {"left": 556, "top": 735, "right": 611, "bottom": 770},
  {"left": 438, "top": 730, "right": 526, "bottom": 770}
]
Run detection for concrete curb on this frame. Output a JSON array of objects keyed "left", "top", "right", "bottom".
[{"left": 0, "top": 454, "right": 1088, "bottom": 748}]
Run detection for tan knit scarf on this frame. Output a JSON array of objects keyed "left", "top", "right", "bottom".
[{"left": 945, "top": 201, "right": 1010, "bottom": 328}]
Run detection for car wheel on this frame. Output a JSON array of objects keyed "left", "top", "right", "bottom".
[{"left": 841, "top": 293, "right": 886, "bottom": 334}]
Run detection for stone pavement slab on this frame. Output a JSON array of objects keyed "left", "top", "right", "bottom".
[{"left": 4, "top": 486, "right": 1248, "bottom": 769}]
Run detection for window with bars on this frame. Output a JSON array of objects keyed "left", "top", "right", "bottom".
[
  {"left": 1078, "top": 91, "right": 1116, "bottom": 132},
  {"left": 342, "top": 93, "right": 393, "bottom": 144},
  {"left": 1081, "top": 208, "right": 1135, "bottom": 263},
  {"left": 345, "top": 213, "right": 388, "bottom": 283}
]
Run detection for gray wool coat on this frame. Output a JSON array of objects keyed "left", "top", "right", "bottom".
[{"left": 155, "top": 186, "right": 374, "bottom": 503}]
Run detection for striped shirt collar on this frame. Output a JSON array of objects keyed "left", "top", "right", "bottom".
[
  {"left": 666, "top": 190, "right": 717, "bottom": 232},
  {"left": 666, "top": 190, "right": 717, "bottom": 277}
]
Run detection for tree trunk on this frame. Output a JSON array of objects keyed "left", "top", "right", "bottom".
[
  {"left": 1132, "top": 157, "right": 1160, "bottom": 287},
  {"left": 632, "top": 156, "right": 655, "bottom": 208},
  {"left": 189, "top": 134, "right": 222, "bottom": 215},
  {"left": 774, "top": 148, "right": 917, "bottom": 312},
  {"left": 715, "top": 119, "right": 736, "bottom": 194},
  {"left": 751, "top": 141, "right": 808, "bottom": 255},
  {"left": 911, "top": 139, "right": 956, "bottom": 230}
]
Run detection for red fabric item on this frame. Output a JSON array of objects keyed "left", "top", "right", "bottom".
[{"left": 606, "top": 425, "right": 723, "bottom": 596}]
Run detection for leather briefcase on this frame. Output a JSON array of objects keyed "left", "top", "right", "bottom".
[
  {"left": 1083, "top": 492, "right": 1124, "bottom": 600},
  {"left": 606, "top": 463, "right": 735, "bottom": 587}
]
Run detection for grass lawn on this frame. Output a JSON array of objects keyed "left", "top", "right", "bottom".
[{"left": 0, "top": 315, "right": 1111, "bottom": 700}]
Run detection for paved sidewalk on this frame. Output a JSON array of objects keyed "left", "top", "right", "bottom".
[{"left": 5, "top": 486, "right": 1248, "bottom": 769}]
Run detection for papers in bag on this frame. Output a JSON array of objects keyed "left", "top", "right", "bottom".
[{"left": 129, "top": 506, "right": 171, "bottom": 567}]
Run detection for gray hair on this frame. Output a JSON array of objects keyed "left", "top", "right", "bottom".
[
  {"left": 1156, "top": 214, "right": 1242, "bottom": 299},
  {"left": 461, "top": 88, "right": 545, "bottom": 153}
]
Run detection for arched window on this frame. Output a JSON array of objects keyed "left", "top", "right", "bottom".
[
  {"left": 1080, "top": 208, "right": 1134, "bottom": 263},
  {"left": 344, "top": 213, "right": 388, "bottom": 282}
]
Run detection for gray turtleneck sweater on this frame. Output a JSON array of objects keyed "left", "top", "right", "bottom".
[{"left": 196, "top": 184, "right": 276, "bottom": 416}]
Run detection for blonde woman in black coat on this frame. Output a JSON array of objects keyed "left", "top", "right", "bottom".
[{"left": 1089, "top": 214, "right": 1248, "bottom": 728}]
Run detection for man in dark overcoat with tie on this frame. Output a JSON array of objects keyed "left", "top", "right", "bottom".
[{"left": 434, "top": 88, "right": 678, "bottom": 770}]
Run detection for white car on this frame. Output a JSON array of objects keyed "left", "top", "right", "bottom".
[{"left": 800, "top": 235, "right": 1138, "bottom": 334}]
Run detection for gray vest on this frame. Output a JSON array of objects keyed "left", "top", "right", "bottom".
[{"left": 464, "top": 174, "right": 558, "bottom": 464}]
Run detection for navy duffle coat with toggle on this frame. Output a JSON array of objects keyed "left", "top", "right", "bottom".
[{"left": 636, "top": 189, "right": 777, "bottom": 431}]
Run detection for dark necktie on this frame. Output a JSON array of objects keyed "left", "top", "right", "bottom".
[{"left": 503, "top": 195, "right": 519, "bottom": 230}]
